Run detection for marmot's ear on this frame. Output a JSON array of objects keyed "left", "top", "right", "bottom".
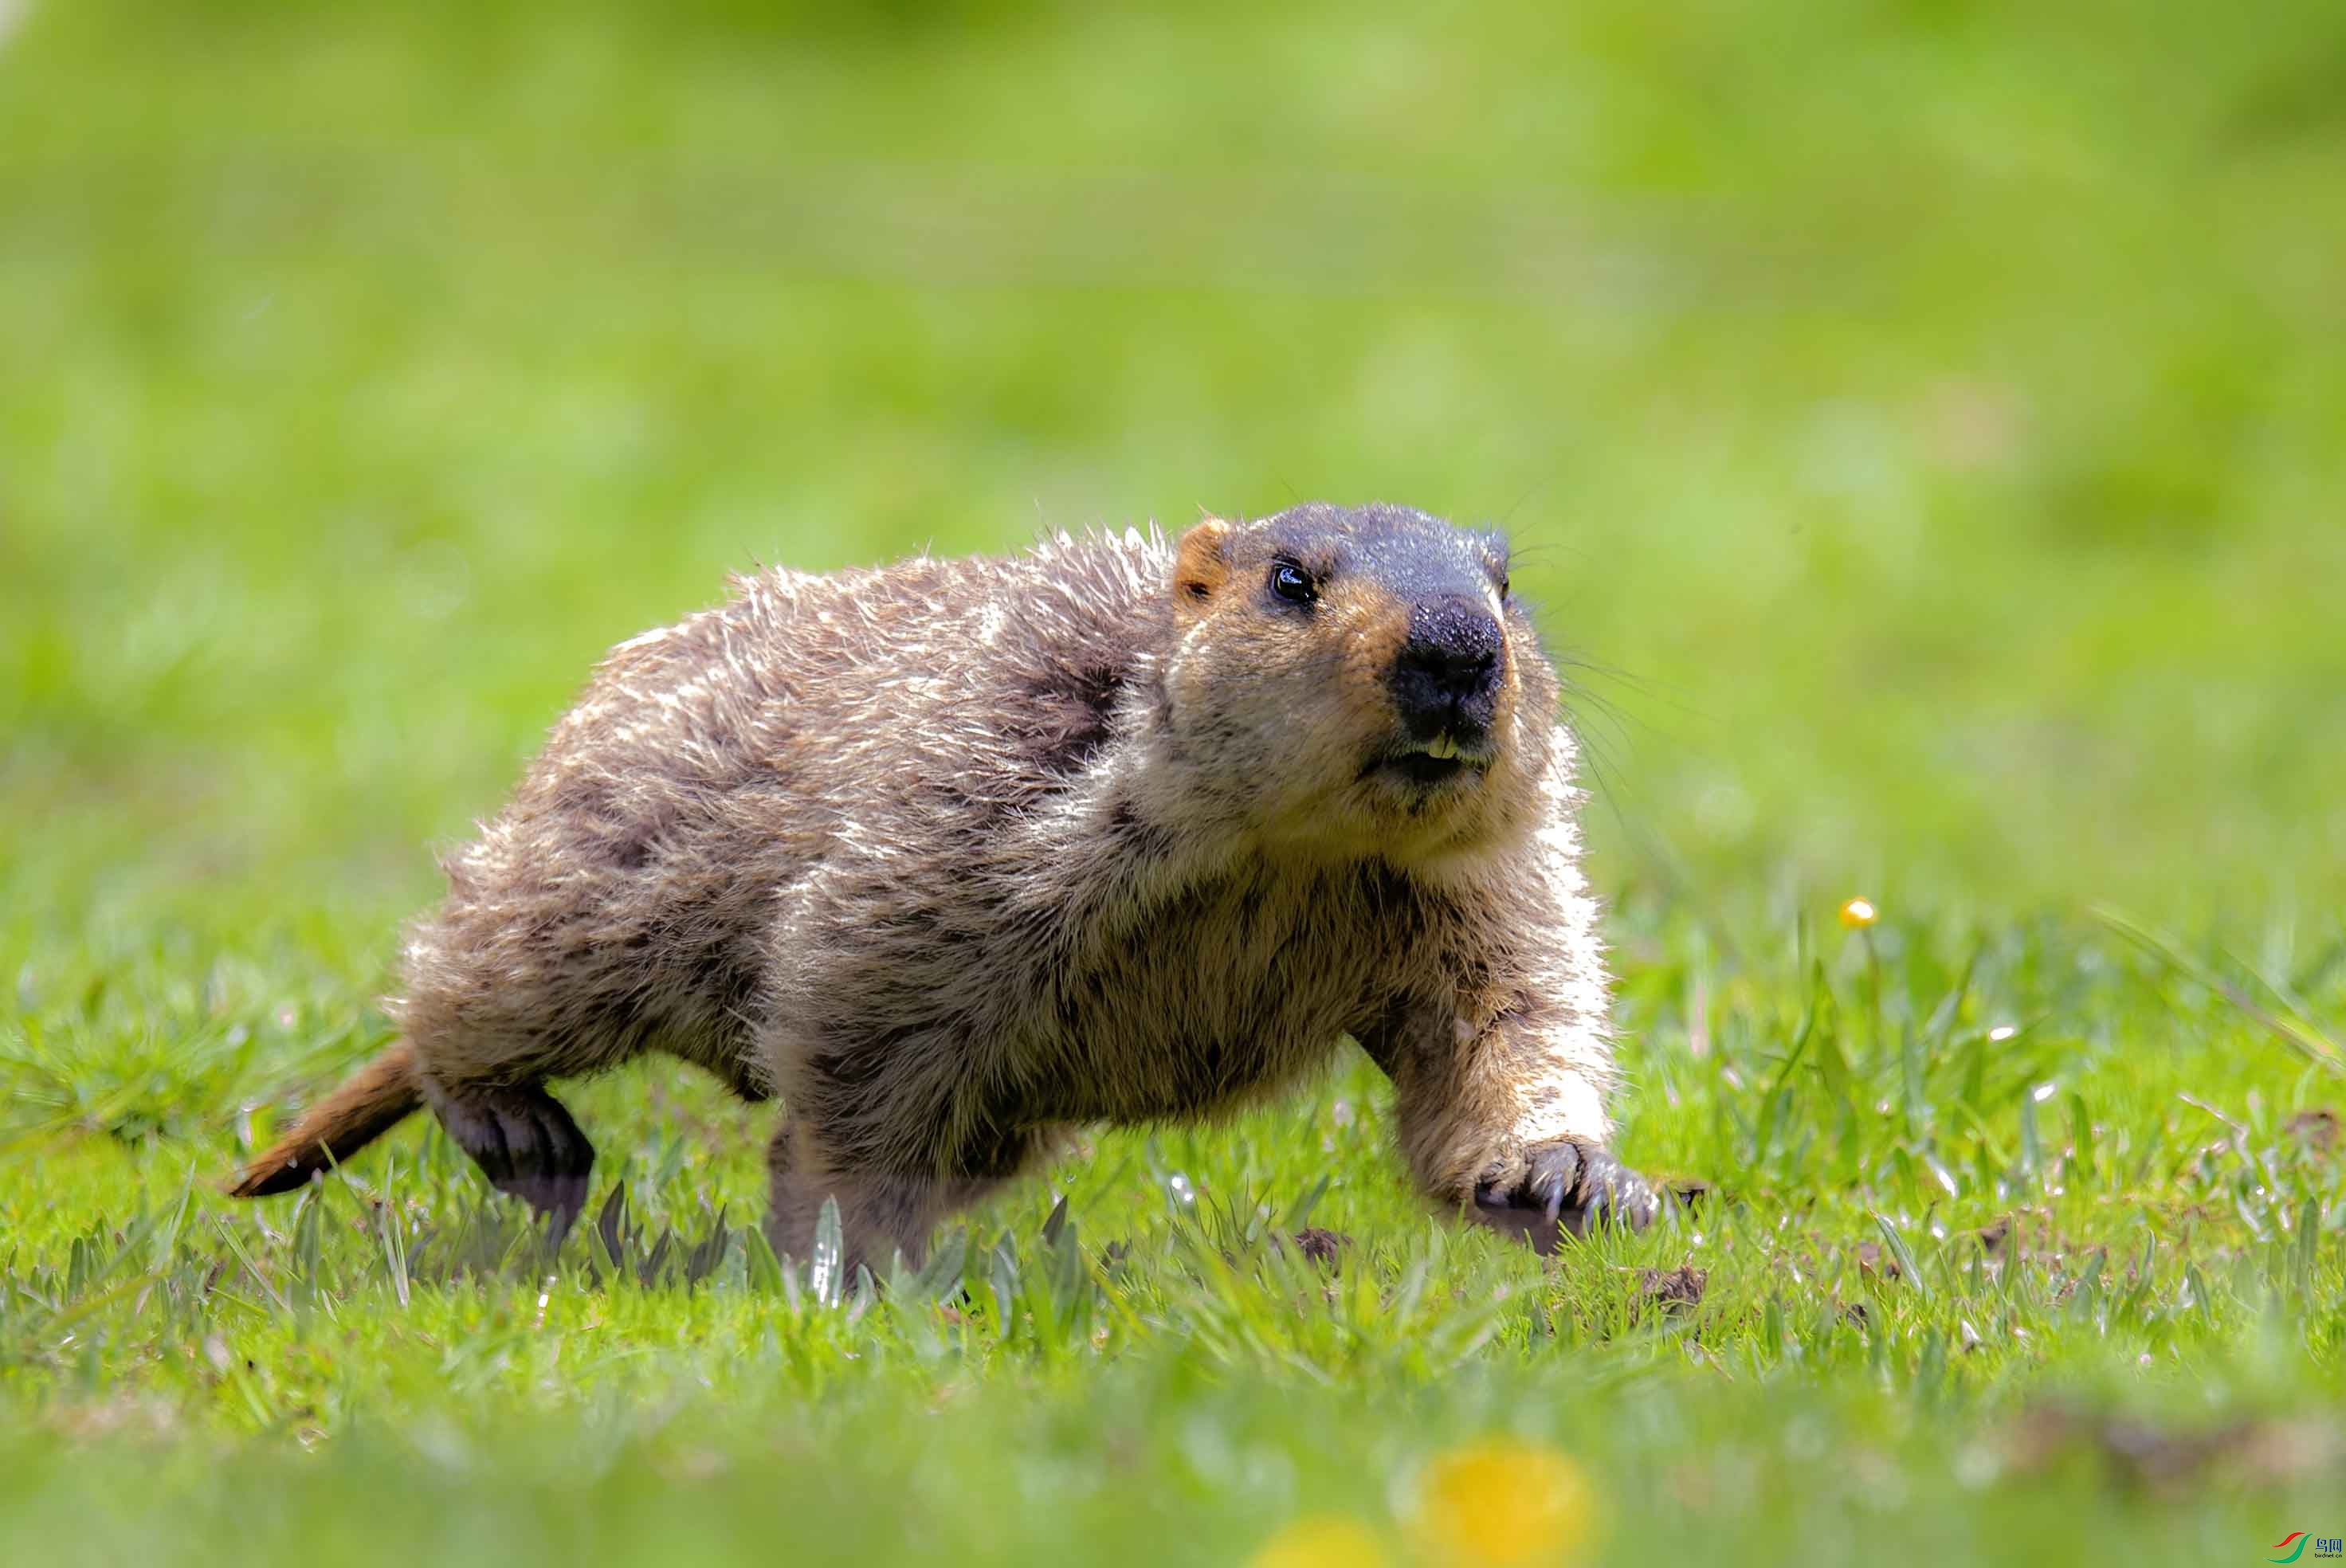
[{"left": 1173, "top": 518, "right": 1232, "bottom": 625}]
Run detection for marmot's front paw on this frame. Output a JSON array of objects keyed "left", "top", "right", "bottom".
[{"left": 1474, "top": 1139, "right": 1660, "bottom": 1241}]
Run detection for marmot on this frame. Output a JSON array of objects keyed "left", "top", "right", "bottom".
[{"left": 230, "top": 502, "right": 1658, "bottom": 1268}]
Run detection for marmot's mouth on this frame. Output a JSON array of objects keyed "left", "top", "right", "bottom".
[
  {"left": 1384, "top": 752, "right": 1471, "bottom": 787},
  {"left": 1368, "top": 736, "right": 1494, "bottom": 790}
]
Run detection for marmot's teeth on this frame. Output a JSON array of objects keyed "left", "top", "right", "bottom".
[{"left": 1424, "top": 735, "right": 1459, "bottom": 761}]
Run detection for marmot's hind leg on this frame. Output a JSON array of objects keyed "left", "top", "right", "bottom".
[
  {"left": 422, "top": 1078, "right": 595, "bottom": 1235},
  {"left": 763, "top": 1120, "right": 1001, "bottom": 1279}
]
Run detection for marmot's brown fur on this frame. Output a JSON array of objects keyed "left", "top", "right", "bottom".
[{"left": 230, "top": 503, "right": 1657, "bottom": 1268}]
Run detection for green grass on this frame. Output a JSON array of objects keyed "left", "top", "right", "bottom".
[{"left": 5, "top": 1, "right": 2345, "bottom": 1562}]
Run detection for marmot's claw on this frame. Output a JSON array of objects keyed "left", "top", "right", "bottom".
[
  {"left": 1558, "top": 1146, "right": 1660, "bottom": 1235},
  {"left": 1475, "top": 1140, "right": 1662, "bottom": 1247},
  {"left": 1525, "top": 1141, "right": 1581, "bottom": 1221},
  {"left": 430, "top": 1082, "right": 596, "bottom": 1240}
]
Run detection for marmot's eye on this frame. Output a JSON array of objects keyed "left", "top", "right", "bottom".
[{"left": 1269, "top": 563, "right": 1316, "bottom": 604}]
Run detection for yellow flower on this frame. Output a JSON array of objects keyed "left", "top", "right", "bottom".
[
  {"left": 1409, "top": 1441, "right": 1595, "bottom": 1566},
  {"left": 1250, "top": 1514, "right": 1389, "bottom": 1568},
  {"left": 1838, "top": 896, "right": 1879, "bottom": 930}
]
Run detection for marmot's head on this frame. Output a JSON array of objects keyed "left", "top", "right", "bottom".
[{"left": 1160, "top": 502, "right": 1563, "bottom": 864}]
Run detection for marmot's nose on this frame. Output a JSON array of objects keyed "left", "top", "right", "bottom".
[{"left": 1390, "top": 599, "right": 1504, "bottom": 740}]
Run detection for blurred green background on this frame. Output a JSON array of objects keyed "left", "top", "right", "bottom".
[
  {"left": 7, "top": 0, "right": 2341, "bottom": 943},
  {"left": 6, "top": 6, "right": 2346, "bottom": 1564}
]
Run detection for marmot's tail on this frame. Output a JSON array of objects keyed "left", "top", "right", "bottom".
[{"left": 226, "top": 1039, "right": 423, "bottom": 1197}]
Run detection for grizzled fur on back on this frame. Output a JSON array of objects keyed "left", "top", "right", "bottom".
[
  {"left": 237, "top": 504, "right": 1647, "bottom": 1268},
  {"left": 396, "top": 535, "right": 1177, "bottom": 1107}
]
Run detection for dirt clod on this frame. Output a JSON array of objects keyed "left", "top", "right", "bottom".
[
  {"left": 1285, "top": 1228, "right": 1350, "bottom": 1267},
  {"left": 2284, "top": 1107, "right": 2339, "bottom": 1154},
  {"left": 1638, "top": 1264, "right": 1708, "bottom": 1311}
]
